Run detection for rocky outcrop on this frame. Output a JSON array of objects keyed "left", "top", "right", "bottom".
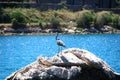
[{"left": 6, "top": 48, "right": 120, "bottom": 80}]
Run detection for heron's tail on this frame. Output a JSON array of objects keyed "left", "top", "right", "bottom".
[{"left": 63, "top": 45, "right": 66, "bottom": 48}]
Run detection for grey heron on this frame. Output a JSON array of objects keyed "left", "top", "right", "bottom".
[{"left": 56, "top": 33, "right": 66, "bottom": 53}]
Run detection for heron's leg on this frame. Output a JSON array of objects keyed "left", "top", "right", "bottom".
[
  {"left": 58, "top": 46, "right": 60, "bottom": 53},
  {"left": 59, "top": 46, "right": 63, "bottom": 55},
  {"left": 61, "top": 47, "right": 62, "bottom": 55}
]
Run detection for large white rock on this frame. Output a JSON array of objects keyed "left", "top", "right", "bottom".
[{"left": 6, "top": 48, "right": 120, "bottom": 80}]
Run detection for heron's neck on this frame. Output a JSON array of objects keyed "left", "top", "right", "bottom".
[
  {"left": 56, "top": 33, "right": 58, "bottom": 40},
  {"left": 56, "top": 36, "right": 58, "bottom": 40}
]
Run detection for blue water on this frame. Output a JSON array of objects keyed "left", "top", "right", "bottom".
[{"left": 0, "top": 34, "right": 120, "bottom": 79}]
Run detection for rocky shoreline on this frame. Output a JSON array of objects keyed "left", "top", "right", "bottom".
[
  {"left": 0, "top": 28, "right": 120, "bottom": 36},
  {"left": 0, "top": 24, "right": 120, "bottom": 36},
  {"left": 6, "top": 48, "right": 120, "bottom": 80}
]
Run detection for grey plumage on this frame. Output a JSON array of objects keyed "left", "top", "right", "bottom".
[
  {"left": 56, "top": 39, "right": 66, "bottom": 47},
  {"left": 56, "top": 33, "right": 66, "bottom": 48}
]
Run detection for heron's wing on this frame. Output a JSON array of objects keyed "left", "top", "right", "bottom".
[{"left": 57, "top": 40, "right": 66, "bottom": 47}]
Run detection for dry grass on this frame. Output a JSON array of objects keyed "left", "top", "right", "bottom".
[
  {"left": 1, "top": 8, "right": 120, "bottom": 29},
  {"left": 0, "top": 23, "right": 12, "bottom": 28},
  {"left": 96, "top": 11, "right": 112, "bottom": 26}
]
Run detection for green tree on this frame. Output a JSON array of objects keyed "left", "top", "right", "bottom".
[
  {"left": 112, "top": 14, "right": 120, "bottom": 29},
  {"left": 50, "top": 16, "right": 60, "bottom": 29},
  {"left": 95, "top": 11, "right": 112, "bottom": 27},
  {"left": 112, "top": 14, "right": 119, "bottom": 26},
  {"left": 76, "top": 10, "right": 95, "bottom": 28},
  {"left": 11, "top": 11, "right": 27, "bottom": 29}
]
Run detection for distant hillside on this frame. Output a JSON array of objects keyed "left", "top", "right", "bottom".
[
  {"left": 0, "top": 8, "right": 120, "bottom": 35},
  {"left": 0, "top": 0, "right": 120, "bottom": 11}
]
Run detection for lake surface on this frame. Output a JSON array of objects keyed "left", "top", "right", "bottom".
[{"left": 0, "top": 34, "right": 120, "bottom": 79}]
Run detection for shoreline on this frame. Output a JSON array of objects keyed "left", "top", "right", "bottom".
[
  {"left": 0, "top": 25, "right": 120, "bottom": 36},
  {"left": 0, "top": 30, "right": 120, "bottom": 36}
]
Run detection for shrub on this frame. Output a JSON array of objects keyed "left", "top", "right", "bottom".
[
  {"left": 111, "top": 14, "right": 119, "bottom": 26},
  {"left": 116, "top": 16, "right": 120, "bottom": 26},
  {"left": 76, "top": 10, "right": 95, "bottom": 28},
  {"left": 3, "top": 13, "right": 11, "bottom": 23},
  {"left": 11, "top": 18, "right": 27, "bottom": 30},
  {"left": 12, "top": 18, "right": 18, "bottom": 25},
  {"left": 0, "top": 8, "right": 11, "bottom": 23},
  {"left": 118, "top": 17, "right": 120, "bottom": 29},
  {"left": 96, "top": 11, "right": 112, "bottom": 27},
  {"left": 11, "top": 11, "right": 27, "bottom": 29},
  {"left": 55, "top": 9, "right": 75, "bottom": 22},
  {"left": 50, "top": 16, "right": 60, "bottom": 29},
  {"left": 11, "top": 11, "right": 27, "bottom": 24},
  {"left": 112, "top": 15, "right": 120, "bottom": 29},
  {"left": 0, "top": 8, "right": 4, "bottom": 15}
]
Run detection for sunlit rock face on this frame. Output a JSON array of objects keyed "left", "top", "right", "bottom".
[{"left": 6, "top": 48, "right": 120, "bottom": 80}]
